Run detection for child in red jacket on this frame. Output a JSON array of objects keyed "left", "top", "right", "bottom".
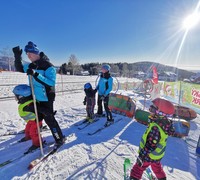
[{"left": 13, "top": 84, "right": 43, "bottom": 154}]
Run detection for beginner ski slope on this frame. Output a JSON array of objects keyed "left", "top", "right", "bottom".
[{"left": 0, "top": 72, "right": 200, "bottom": 180}]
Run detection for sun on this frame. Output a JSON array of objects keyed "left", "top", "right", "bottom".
[{"left": 182, "top": 12, "right": 200, "bottom": 30}]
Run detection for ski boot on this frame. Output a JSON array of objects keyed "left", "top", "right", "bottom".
[
  {"left": 55, "top": 136, "right": 66, "bottom": 148},
  {"left": 88, "top": 118, "right": 94, "bottom": 123},
  {"left": 104, "top": 119, "right": 114, "bottom": 127},
  {"left": 18, "top": 137, "right": 30, "bottom": 143},
  {"left": 24, "top": 145, "right": 40, "bottom": 154}
]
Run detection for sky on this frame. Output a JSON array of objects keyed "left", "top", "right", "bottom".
[{"left": 0, "top": 0, "right": 200, "bottom": 70}]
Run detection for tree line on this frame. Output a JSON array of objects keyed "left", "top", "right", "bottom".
[
  {"left": 58, "top": 54, "right": 155, "bottom": 77},
  {"left": 58, "top": 55, "right": 195, "bottom": 79}
]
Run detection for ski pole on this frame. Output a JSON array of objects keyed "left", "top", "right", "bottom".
[
  {"left": 143, "top": 81, "right": 147, "bottom": 110},
  {"left": 60, "top": 71, "right": 64, "bottom": 95},
  {"left": 29, "top": 75, "right": 44, "bottom": 156}
]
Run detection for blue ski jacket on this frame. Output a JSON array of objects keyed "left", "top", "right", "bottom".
[
  {"left": 96, "top": 72, "right": 113, "bottom": 96},
  {"left": 15, "top": 52, "right": 56, "bottom": 102}
]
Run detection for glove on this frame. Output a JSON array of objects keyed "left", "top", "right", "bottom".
[
  {"left": 26, "top": 68, "right": 34, "bottom": 75},
  {"left": 12, "top": 46, "right": 22, "bottom": 57},
  {"left": 136, "top": 157, "right": 143, "bottom": 167},
  {"left": 26, "top": 68, "right": 39, "bottom": 77},
  {"left": 28, "top": 63, "right": 38, "bottom": 69}
]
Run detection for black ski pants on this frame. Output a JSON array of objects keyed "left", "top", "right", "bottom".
[
  {"left": 38, "top": 101, "right": 63, "bottom": 142},
  {"left": 97, "top": 94, "right": 112, "bottom": 120}
]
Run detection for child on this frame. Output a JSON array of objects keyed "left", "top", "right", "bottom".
[
  {"left": 83, "top": 83, "right": 97, "bottom": 122},
  {"left": 13, "top": 84, "right": 43, "bottom": 154},
  {"left": 130, "top": 98, "right": 176, "bottom": 180}
]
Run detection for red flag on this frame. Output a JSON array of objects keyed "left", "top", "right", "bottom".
[{"left": 152, "top": 66, "right": 158, "bottom": 84}]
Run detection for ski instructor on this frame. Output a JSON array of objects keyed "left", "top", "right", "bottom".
[{"left": 12, "top": 41, "right": 65, "bottom": 146}]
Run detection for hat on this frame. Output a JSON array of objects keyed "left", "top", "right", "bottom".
[
  {"left": 84, "top": 82, "right": 92, "bottom": 89},
  {"left": 102, "top": 64, "right": 111, "bottom": 71},
  {"left": 24, "top": 41, "right": 40, "bottom": 54}
]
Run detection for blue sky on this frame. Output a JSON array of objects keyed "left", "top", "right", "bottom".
[{"left": 0, "top": 0, "right": 200, "bottom": 70}]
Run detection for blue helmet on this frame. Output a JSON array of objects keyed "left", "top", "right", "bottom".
[
  {"left": 84, "top": 83, "right": 92, "bottom": 89},
  {"left": 13, "top": 84, "right": 32, "bottom": 97},
  {"left": 102, "top": 64, "right": 111, "bottom": 71}
]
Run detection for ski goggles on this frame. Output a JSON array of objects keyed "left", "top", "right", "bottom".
[{"left": 155, "top": 110, "right": 173, "bottom": 118}]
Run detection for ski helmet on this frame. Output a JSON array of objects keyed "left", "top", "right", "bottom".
[
  {"left": 152, "top": 98, "right": 175, "bottom": 115},
  {"left": 13, "top": 84, "right": 32, "bottom": 97},
  {"left": 102, "top": 64, "right": 111, "bottom": 71},
  {"left": 84, "top": 83, "right": 92, "bottom": 89}
]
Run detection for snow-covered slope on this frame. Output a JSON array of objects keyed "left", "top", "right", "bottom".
[{"left": 0, "top": 72, "right": 199, "bottom": 180}]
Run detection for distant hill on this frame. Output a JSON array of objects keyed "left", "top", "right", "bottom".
[
  {"left": 0, "top": 57, "right": 196, "bottom": 80},
  {"left": 129, "top": 61, "right": 195, "bottom": 80}
]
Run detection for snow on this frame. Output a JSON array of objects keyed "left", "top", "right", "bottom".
[{"left": 0, "top": 71, "right": 200, "bottom": 180}]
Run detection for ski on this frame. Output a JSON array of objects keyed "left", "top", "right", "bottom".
[
  {"left": 88, "top": 118, "right": 123, "bottom": 135},
  {"left": 124, "top": 158, "right": 131, "bottom": 180},
  {"left": 28, "top": 139, "right": 67, "bottom": 170},
  {"left": 75, "top": 114, "right": 106, "bottom": 127},
  {"left": 28, "top": 145, "right": 60, "bottom": 170},
  {"left": 145, "top": 168, "right": 157, "bottom": 180},
  {"left": 123, "top": 158, "right": 157, "bottom": 180},
  {"left": 78, "top": 118, "right": 100, "bottom": 130},
  {"left": 0, "top": 147, "right": 43, "bottom": 168},
  {"left": 0, "top": 154, "right": 25, "bottom": 168},
  {"left": 27, "top": 134, "right": 73, "bottom": 170},
  {"left": 0, "top": 141, "right": 54, "bottom": 168},
  {"left": 184, "top": 138, "right": 197, "bottom": 148},
  {"left": 74, "top": 119, "right": 88, "bottom": 126}
]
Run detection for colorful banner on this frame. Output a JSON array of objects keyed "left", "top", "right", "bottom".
[
  {"left": 181, "top": 82, "right": 200, "bottom": 114},
  {"left": 163, "top": 81, "right": 180, "bottom": 103},
  {"left": 150, "top": 83, "right": 161, "bottom": 100},
  {"left": 163, "top": 81, "right": 200, "bottom": 114},
  {"left": 116, "top": 80, "right": 200, "bottom": 114}
]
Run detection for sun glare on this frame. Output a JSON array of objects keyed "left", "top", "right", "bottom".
[{"left": 182, "top": 12, "right": 200, "bottom": 30}]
